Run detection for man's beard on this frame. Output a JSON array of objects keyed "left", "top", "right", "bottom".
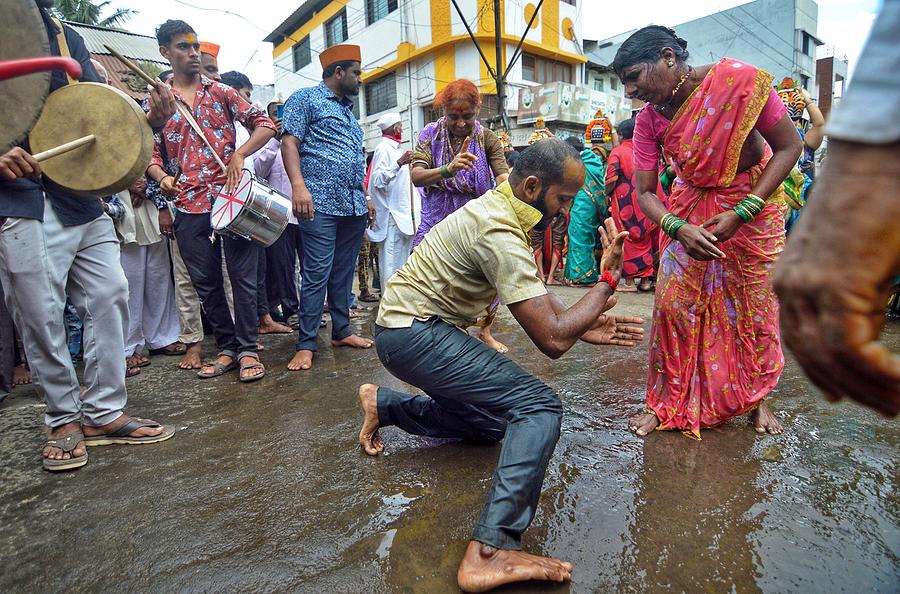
[{"left": 532, "top": 187, "right": 553, "bottom": 231}]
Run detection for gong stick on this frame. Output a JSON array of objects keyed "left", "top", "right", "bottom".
[{"left": 32, "top": 134, "right": 95, "bottom": 162}]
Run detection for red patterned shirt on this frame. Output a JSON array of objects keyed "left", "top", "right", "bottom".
[{"left": 150, "top": 75, "right": 275, "bottom": 214}]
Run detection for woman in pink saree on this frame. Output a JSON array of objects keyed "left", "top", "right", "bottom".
[{"left": 613, "top": 26, "right": 803, "bottom": 438}]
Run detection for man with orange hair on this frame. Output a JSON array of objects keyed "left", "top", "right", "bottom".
[{"left": 281, "top": 44, "right": 375, "bottom": 371}]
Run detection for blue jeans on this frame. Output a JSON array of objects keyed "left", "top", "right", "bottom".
[
  {"left": 374, "top": 318, "right": 563, "bottom": 550},
  {"left": 296, "top": 213, "right": 367, "bottom": 351}
]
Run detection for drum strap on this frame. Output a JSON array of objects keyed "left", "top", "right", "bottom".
[
  {"left": 173, "top": 98, "right": 228, "bottom": 173},
  {"left": 50, "top": 17, "right": 78, "bottom": 86}
]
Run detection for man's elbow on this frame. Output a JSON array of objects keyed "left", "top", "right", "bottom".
[{"left": 536, "top": 340, "right": 566, "bottom": 360}]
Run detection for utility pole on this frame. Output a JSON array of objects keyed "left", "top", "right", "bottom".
[{"left": 493, "top": 0, "right": 506, "bottom": 129}]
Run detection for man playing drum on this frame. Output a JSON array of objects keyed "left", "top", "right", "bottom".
[
  {"left": 0, "top": 0, "right": 177, "bottom": 471},
  {"left": 146, "top": 20, "right": 276, "bottom": 383}
]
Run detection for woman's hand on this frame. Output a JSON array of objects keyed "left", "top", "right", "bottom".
[
  {"left": 675, "top": 224, "right": 725, "bottom": 260},
  {"left": 702, "top": 210, "right": 744, "bottom": 243},
  {"left": 447, "top": 151, "right": 477, "bottom": 175}
]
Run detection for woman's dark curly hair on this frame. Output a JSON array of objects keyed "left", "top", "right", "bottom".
[{"left": 613, "top": 25, "right": 690, "bottom": 80}]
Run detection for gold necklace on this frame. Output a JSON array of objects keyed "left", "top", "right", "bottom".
[{"left": 656, "top": 67, "right": 692, "bottom": 112}]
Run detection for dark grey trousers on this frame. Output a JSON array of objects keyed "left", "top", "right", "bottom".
[{"left": 374, "top": 318, "right": 562, "bottom": 550}]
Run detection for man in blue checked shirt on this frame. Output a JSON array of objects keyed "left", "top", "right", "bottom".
[{"left": 281, "top": 43, "right": 376, "bottom": 371}]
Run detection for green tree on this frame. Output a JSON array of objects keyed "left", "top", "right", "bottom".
[{"left": 53, "top": 0, "right": 136, "bottom": 28}]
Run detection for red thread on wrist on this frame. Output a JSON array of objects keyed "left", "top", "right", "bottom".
[{"left": 600, "top": 271, "right": 618, "bottom": 292}]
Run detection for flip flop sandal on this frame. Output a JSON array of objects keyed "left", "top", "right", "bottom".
[
  {"left": 84, "top": 417, "right": 176, "bottom": 446},
  {"left": 149, "top": 343, "right": 187, "bottom": 356},
  {"left": 197, "top": 359, "right": 238, "bottom": 378},
  {"left": 43, "top": 430, "right": 88, "bottom": 471},
  {"left": 239, "top": 359, "right": 266, "bottom": 383},
  {"left": 126, "top": 366, "right": 141, "bottom": 378},
  {"left": 126, "top": 355, "right": 152, "bottom": 368}
]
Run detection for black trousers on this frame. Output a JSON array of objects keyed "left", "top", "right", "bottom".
[
  {"left": 174, "top": 212, "right": 260, "bottom": 356},
  {"left": 265, "top": 223, "right": 299, "bottom": 318},
  {"left": 374, "top": 318, "right": 562, "bottom": 550}
]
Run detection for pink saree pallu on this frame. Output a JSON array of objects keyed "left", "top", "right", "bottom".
[{"left": 646, "top": 58, "right": 787, "bottom": 438}]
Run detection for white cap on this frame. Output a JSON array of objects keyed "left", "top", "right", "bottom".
[{"left": 377, "top": 112, "right": 402, "bottom": 130}]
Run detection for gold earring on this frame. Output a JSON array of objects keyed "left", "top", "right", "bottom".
[{"left": 668, "top": 61, "right": 674, "bottom": 67}]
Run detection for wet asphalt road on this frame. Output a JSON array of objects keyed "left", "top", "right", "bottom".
[{"left": 1, "top": 289, "right": 897, "bottom": 593}]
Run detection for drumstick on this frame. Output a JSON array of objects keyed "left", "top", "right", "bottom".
[
  {"left": 32, "top": 134, "right": 95, "bottom": 161},
  {"left": 104, "top": 45, "right": 157, "bottom": 87}
]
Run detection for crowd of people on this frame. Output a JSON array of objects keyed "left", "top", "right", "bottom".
[{"left": 0, "top": 0, "right": 898, "bottom": 591}]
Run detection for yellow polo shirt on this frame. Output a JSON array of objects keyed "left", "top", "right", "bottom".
[{"left": 377, "top": 181, "right": 548, "bottom": 329}]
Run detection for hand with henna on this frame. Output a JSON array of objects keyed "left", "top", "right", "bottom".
[{"left": 773, "top": 140, "right": 900, "bottom": 416}]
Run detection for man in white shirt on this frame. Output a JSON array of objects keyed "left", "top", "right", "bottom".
[{"left": 366, "top": 113, "right": 417, "bottom": 292}]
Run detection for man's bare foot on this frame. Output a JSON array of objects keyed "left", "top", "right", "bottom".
[
  {"left": 751, "top": 402, "right": 783, "bottom": 435},
  {"left": 358, "top": 383, "right": 384, "bottom": 455},
  {"left": 457, "top": 541, "right": 572, "bottom": 593},
  {"left": 629, "top": 411, "right": 659, "bottom": 436},
  {"left": 12, "top": 365, "right": 31, "bottom": 385},
  {"left": 476, "top": 327, "right": 508, "bottom": 354},
  {"left": 43, "top": 421, "right": 86, "bottom": 463},
  {"left": 178, "top": 342, "right": 202, "bottom": 370},
  {"left": 259, "top": 313, "right": 292, "bottom": 334},
  {"left": 287, "top": 349, "right": 314, "bottom": 371},
  {"left": 332, "top": 335, "right": 374, "bottom": 349}
]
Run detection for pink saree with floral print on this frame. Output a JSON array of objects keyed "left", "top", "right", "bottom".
[{"left": 645, "top": 58, "right": 787, "bottom": 438}]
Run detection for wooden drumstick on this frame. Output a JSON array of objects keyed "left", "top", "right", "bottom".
[
  {"left": 32, "top": 134, "right": 95, "bottom": 162},
  {"left": 104, "top": 45, "right": 157, "bottom": 87}
]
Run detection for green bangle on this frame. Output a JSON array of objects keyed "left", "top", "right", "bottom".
[
  {"left": 660, "top": 213, "right": 687, "bottom": 239},
  {"left": 440, "top": 164, "right": 453, "bottom": 178}
]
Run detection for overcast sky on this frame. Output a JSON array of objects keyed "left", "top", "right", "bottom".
[{"left": 113, "top": 0, "right": 878, "bottom": 86}]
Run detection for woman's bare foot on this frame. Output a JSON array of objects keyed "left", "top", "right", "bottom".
[
  {"left": 619, "top": 279, "right": 638, "bottom": 292},
  {"left": 178, "top": 342, "right": 202, "bottom": 370},
  {"left": 12, "top": 365, "right": 31, "bottom": 385},
  {"left": 457, "top": 541, "right": 573, "bottom": 593},
  {"left": 287, "top": 349, "right": 314, "bottom": 371},
  {"left": 258, "top": 313, "right": 292, "bottom": 334},
  {"left": 43, "top": 421, "right": 86, "bottom": 463},
  {"left": 332, "top": 335, "right": 374, "bottom": 349},
  {"left": 751, "top": 402, "right": 783, "bottom": 435},
  {"left": 476, "top": 326, "right": 508, "bottom": 354},
  {"left": 358, "top": 384, "right": 384, "bottom": 455},
  {"left": 629, "top": 411, "right": 659, "bottom": 436},
  {"left": 81, "top": 414, "right": 165, "bottom": 440}
]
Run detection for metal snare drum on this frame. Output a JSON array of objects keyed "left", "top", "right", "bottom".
[{"left": 211, "top": 169, "right": 290, "bottom": 247}]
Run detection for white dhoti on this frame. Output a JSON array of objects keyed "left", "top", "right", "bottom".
[
  {"left": 376, "top": 215, "right": 413, "bottom": 292},
  {"left": 120, "top": 241, "right": 181, "bottom": 356}
]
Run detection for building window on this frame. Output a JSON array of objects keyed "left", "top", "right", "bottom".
[
  {"left": 325, "top": 9, "right": 348, "bottom": 47},
  {"left": 521, "top": 53, "right": 573, "bottom": 84},
  {"left": 799, "top": 74, "right": 810, "bottom": 90},
  {"left": 292, "top": 36, "right": 311, "bottom": 71},
  {"left": 366, "top": 0, "right": 398, "bottom": 25},
  {"left": 610, "top": 77, "right": 618, "bottom": 91},
  {"left": 365, "top": 72, "right": 398, "bottom": 114},
  {"left": 593, "top": 78, "right": 604, "bottom": 92}
]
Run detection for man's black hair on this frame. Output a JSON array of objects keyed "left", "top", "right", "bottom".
[
  {"left": 322, "top": 59, "right": 358, "bottom": 79},
  {"left": 616, "top": 117, "right": 636, "bottom": 140},
  {"left": 156, "top": 20, "right": 195, "bottom": 46},
  {"left": 564, "top": 135, "right": 585, "bottom": 152},
  {"left": 613, "top": 25, "right": 690, "bottom": 80},
  {"left": 220, "top": 70, "right": 252, "bottom": 90},
  {"left": 159, "top": 69, "right": 173, "bottom": 82},
  {"left": 509, "top": 138, "right": 582, "bottom": 187}
]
